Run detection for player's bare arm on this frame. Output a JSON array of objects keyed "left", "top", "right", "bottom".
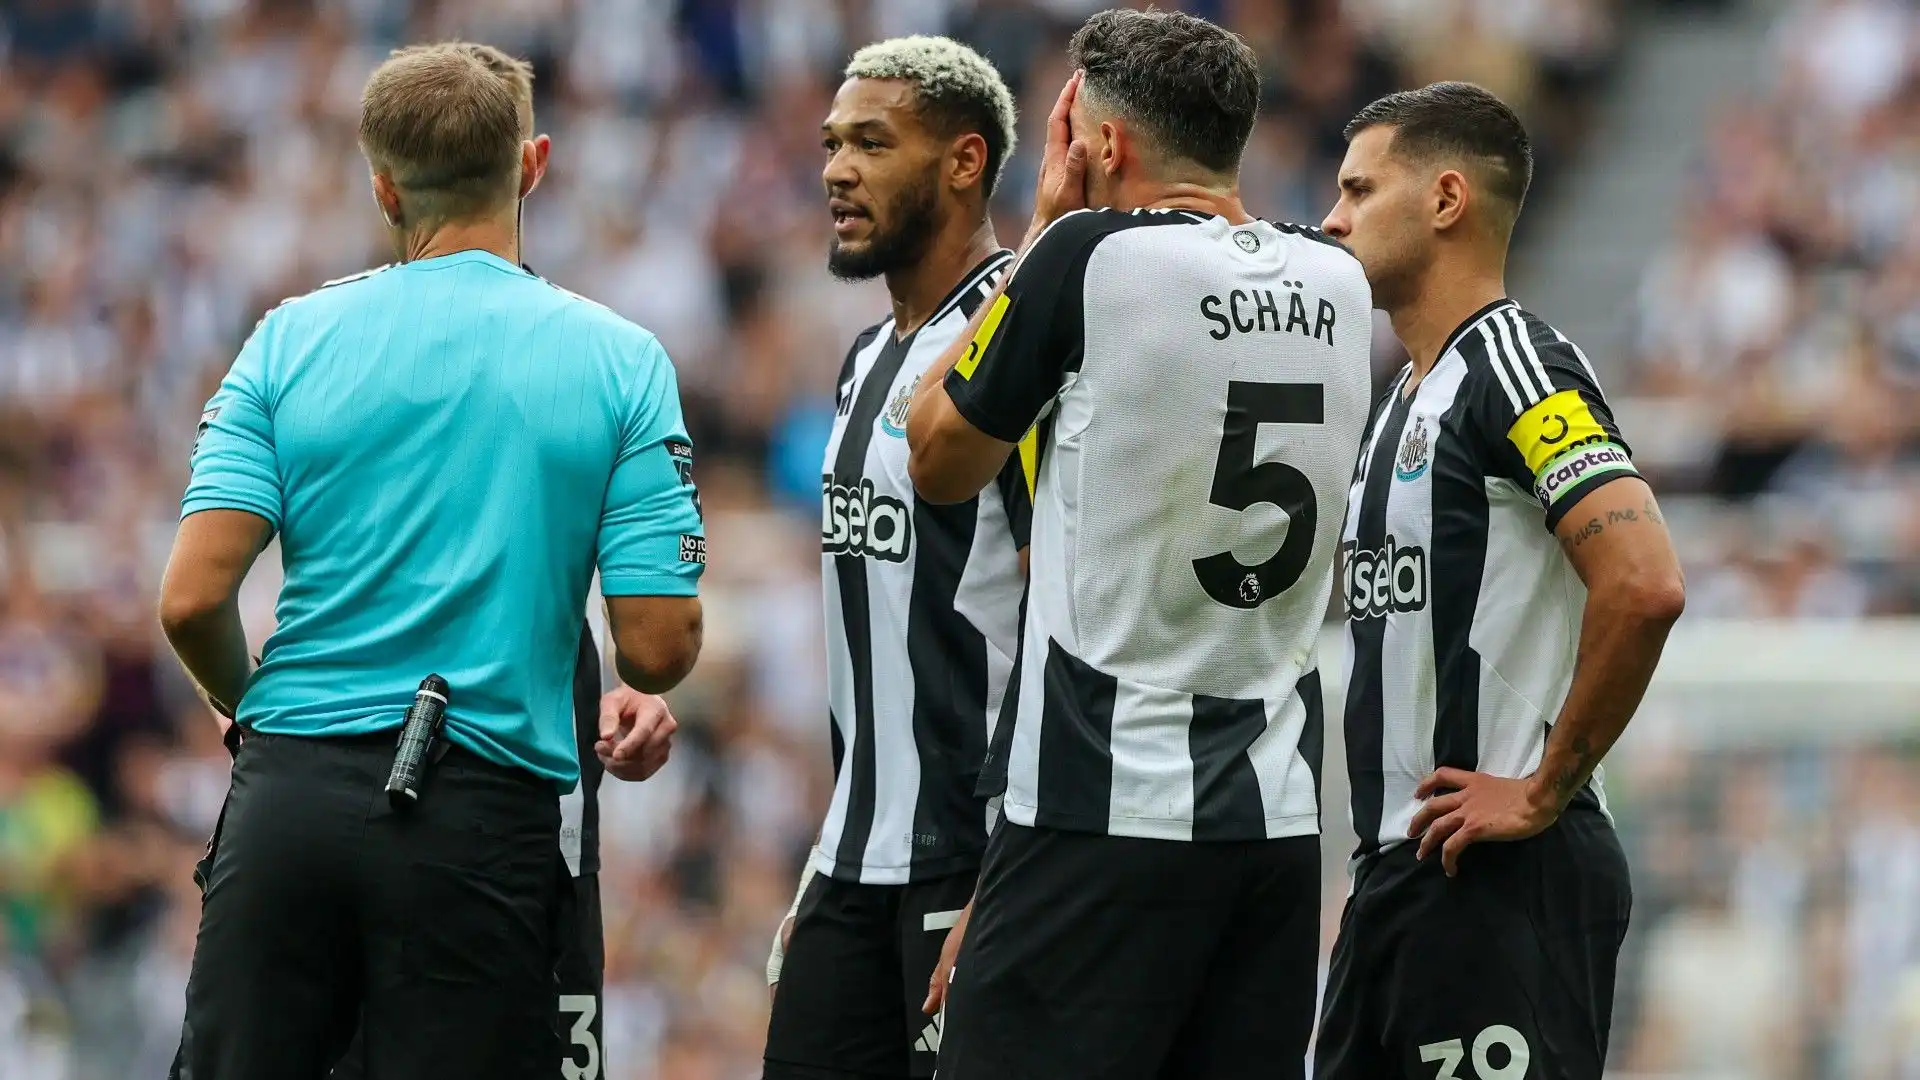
[
  {"left": 1410, "top": 476, "right": 1684, "bottom": 875},
  {"left": 159, "top": 508, "right": 273, "bottom": 726},
  {"left": 906, "top": 71, "right": 1085, "bottom": 504}
]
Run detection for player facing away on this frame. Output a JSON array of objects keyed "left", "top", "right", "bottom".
[
  {"left": 907, "top": 10, "right": 1372, "bottom": 1079},
  {"left": 760, "top": 36, "right": 1030, "bottom": 1080},
  {"left": 1313, "top": 83, "right": 1686, "bottom": 1080}
]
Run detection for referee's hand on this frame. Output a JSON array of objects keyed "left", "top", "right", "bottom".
[
  {"left": 595, "top": 687, "right": 676, "bottom": 782},
  {"left": 1409, "top": 768, "right": 1559, "bottom": 877}
]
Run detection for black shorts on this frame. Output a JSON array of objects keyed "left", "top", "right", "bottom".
[
  {"left": 169, "top": 729, "right": 563, "bottom": 1080},
  {"left": 330, "top": 871, "right": 604, "bottom": 1080},
  {"left": 1314, "top": 805, "right": 1632, "bottom": 1080},
  {"left": 764, "top": 867, "right": 976, "bottom": 1080},
  {"left": 937, "top": 822, "right": 1321, "bottom": 1080}
]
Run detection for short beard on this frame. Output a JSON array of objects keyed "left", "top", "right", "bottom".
[{"left": 827, "top": 172, "right": 943, "bottom": 282}]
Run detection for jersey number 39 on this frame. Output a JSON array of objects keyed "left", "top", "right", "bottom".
[{"left": 1193, "top": 381, "right": 1323, "bottom": 609}]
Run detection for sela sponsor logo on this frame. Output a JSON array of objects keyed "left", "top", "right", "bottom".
[
  {"left": 821, "top": 475, "right": 913, "bottom": 561},
  {"left": 1534, "top": 442, "right": 1635, "bottom": 507},
  {"left": 879, "top": 375, "right": 918, "bottom": 438},
  {"left": 1342, "top": 535, "right": 1428, "bottom": 619}
]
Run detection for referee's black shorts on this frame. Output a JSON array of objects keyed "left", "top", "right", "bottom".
[
  {"left": 764, "top": 867, "right": 975, "bottom": 1080},
  {"left": 170, "top": 727, "right": 563, "bottom": 1080},
  {"left": 1314, "top": 803, "right": 1632, "bottom": 1080},
  {"left": 330, "top": 871, "right": 604, "bottom": 1080},
  {"left": 937, "top": 822, "right": 1321, "bottom": 1080}
]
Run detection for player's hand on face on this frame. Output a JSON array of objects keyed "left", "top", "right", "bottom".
[
  {"left": 922, "top": 900, "right": 972, "bottom": 1016},
  {"left": 1408, "top": 768, "right": 1559, "bottom": 877},
  {"left": 1028, "top": 70, "right": 1089, "bottom": 238},
  {"left": 595, "top": 686, "right": 676, "bottom": 782}
]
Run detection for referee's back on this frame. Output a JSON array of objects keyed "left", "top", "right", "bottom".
[{"left": 185, "top": 251, "right": 703, "bottom": 786}]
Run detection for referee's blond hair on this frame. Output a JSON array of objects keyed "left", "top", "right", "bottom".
[{"left": 359, "top": 43, "right": 532, "bottom": 224}]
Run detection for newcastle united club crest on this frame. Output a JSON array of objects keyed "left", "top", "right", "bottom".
[
  {"left": 880, "top": 375, "right": 918, "bottom": 438},
  {"left": 1395, "top": 415, "right": 1431, "bottom": 482}
]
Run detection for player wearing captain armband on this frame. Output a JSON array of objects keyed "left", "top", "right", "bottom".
[
  {"left": 1314, "top": 81, "right": 1686, "bottom": 1080},
  {"left": 1511, "top": 389, "right": 1640, "bottom": 528}
]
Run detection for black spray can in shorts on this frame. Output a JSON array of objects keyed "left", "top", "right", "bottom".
[{"left": 385, "top": 675, "right": 450, "bottom": 810}]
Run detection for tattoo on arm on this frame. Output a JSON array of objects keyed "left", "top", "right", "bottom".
[
  {"left": 1566, "top": 517, "right": 1604, "bottom": 550},
  {"left": 1566, "top": 499, "right": 1664, "bottom": 553},
  {"left": 1551, "top": 735, "right": 1596, "bottom": 798}
]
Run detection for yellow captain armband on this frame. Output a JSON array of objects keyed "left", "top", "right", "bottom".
[{"left": 1507, "top": 390, "right": 1637, "bottom": 510}]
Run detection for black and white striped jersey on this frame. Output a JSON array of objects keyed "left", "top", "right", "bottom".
[
  {"left": 946, "top": 209, "right": 1374, "bottom": 842},
  {"left": 813, "top": 250, "right": 1030, "bottom": 885},
  {"left": 1341, "top": 299, "right": 1638, "bottom": 856},
  {"left": 560, "top": 601, "right": 613, "bottom": 878}
]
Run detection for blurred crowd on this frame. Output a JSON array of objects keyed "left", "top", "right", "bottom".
[
  {"left": 0, "top": 0, "right": 1911, "bottom": 1078},
  {"left": 1633, "top": 0, "right": 1920, "bottom": 618},
  {"left": 1610, "top": 744, "right": 1920, "bottom": 1080}
]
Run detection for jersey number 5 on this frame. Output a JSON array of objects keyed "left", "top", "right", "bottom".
[{"left": 1193, "top": 381, "right": 1323, "bottom": 609}]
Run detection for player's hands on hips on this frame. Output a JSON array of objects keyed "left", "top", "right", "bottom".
[
  {"left": 922, "top": 900, "right": 971, "bottom": 1016},
  {"left": 1025, "top": 70, "right": 1088, "bottom": 242},
  {"left": 595, "top": 686, "right": 676, "bottom": 781},
  {"left": 1409, "top": 768, "right": 1559, "bottom": 877}
]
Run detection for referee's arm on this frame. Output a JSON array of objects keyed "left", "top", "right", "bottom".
[
  {"left": 161, "top": 317, "right": 281, "bottom": 724},
  {"left": 597, "top": 336, "right": 705, "bottom": 693}
]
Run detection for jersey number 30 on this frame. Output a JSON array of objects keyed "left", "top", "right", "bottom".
[{"left": 1193, "top": 381, "right": 1323, "bottom": 609}]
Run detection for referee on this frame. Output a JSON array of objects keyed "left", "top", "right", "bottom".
[{"left": 157, "top": 42, "right": 704, "bottom": 1080}]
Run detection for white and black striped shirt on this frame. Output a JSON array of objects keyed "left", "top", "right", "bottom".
[
  {"left": 1341, "top": 299, "right": 1638, "bottom": 855},
  {"left": 812, "top": 251, "right": 1029, "bottom": 885},
  {"left": 946, "top": 210, "right": 1374, "bottom": 842},
  {"left": 559, "top": 597, "right": 616, "bottom": 878}
]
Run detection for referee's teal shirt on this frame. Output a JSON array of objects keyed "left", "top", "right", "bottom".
[{"left": 182, "top": 251, "right": 704, "bottom": 788}]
